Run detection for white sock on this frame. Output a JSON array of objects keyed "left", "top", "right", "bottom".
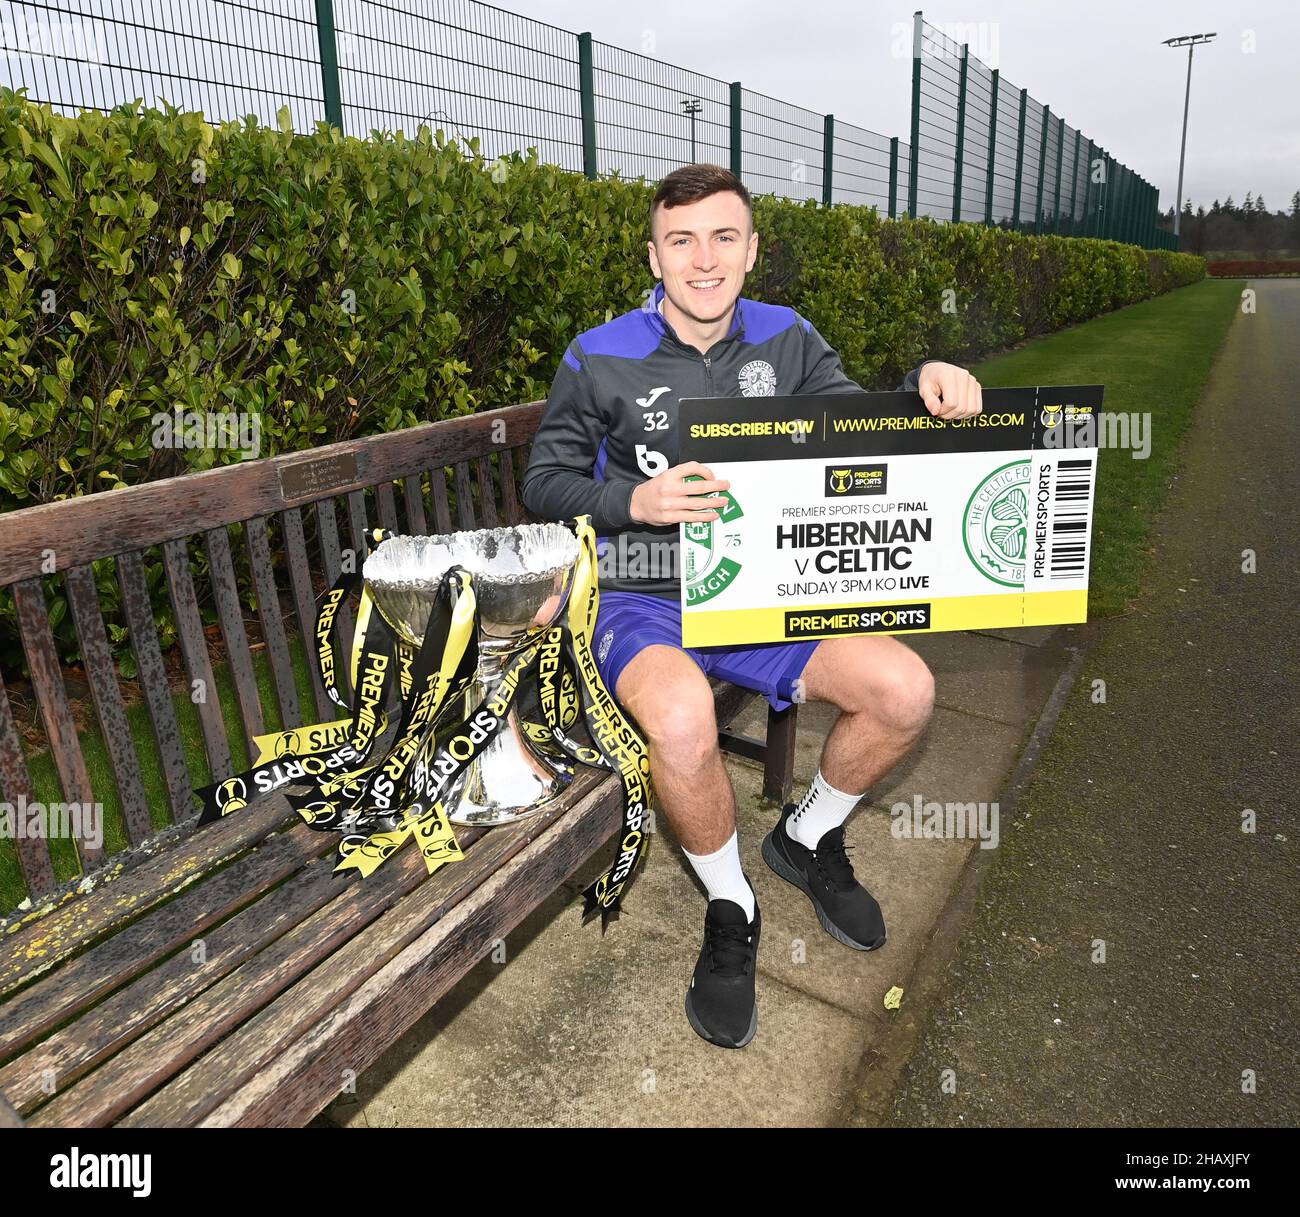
[
  {"left": 682, "top": 830, "right": 755, "bottom": 921},
  {"left": 785, "top": 769, "right": 865, "bottom": 849}
]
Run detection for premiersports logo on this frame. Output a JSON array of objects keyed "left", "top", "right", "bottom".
[
  {"left": 217, "top": 776, "right": 247, "bottom": 814},
  {"left": 785, "top": 603, "right": 931, "bottom": 637},
  {"left": 824, "top": 463, "right": 888, "bottom": 496},
  {"left": 1041, "top": 400, "right": 1095, "bottom": 428},
  {"left": 964, "top": 460, "right": 1030, "bottom": 587},
  {"left": 683, "top": 480, "right": 746, "bottom": 605}
]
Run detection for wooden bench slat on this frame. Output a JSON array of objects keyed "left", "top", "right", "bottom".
[
  {"left": 375, "top": 481, "right": 399, "bottom": 533},
  {"left": 499, "top": 448, "right": 521, "bottom": 524},
  {"left": 191, "top": 769, "right": 621, "bottom": 1128},
  {"left": 401, "top": 473, "right": 427, "bottom": 535},
  {"left": 0, "top": 661, "right": 54, "bottom": 897},
  {"left": 345, "top": 489, "right": 369, "bottom": 563},
  {"left": 0, "top": 1091, "right": 23, "bottom": 1127},
  {"left": 245, "top": 517, "right": 301, "bottom": 730},
  {"left": 474, "top": 456, "right": 499, "bottom": 527},
  {"left": 279, "top": 506, "right": 330, "bottom": 721},
  {"left": 31, "top": 821, "right": 491, "bottom": 1127},
  {"left": 162, "top": 538, "right": 233, "bottom": 782},
  {"left": 312, "top": 498, "right": 353, "bottom": 702},
  {"left": 453, "top": 461, "right": 476, "bottom": 530},
  {"left": 12, "top": 579, "right": 102, "bottom": 871},
  {"left": 116, "top": 549, "right": 194, "bottom": 825},
  {"left": 0, "top": 403, "right": 546, "bottom": 587},
  {"left": 203, "top": 527, "right": 264, "bottom": 762},
  {"left": 0, "top": 800, "right": 337, "bottom": 1067},
  {"left": 121, "top": 770, "right": 608, "bottom": 1128},
  {"left": 64, "top": 564, "right": 152, "bottom": 847},
  {"left": 429, "top": 467, "right": 453, "bottom": 534}
]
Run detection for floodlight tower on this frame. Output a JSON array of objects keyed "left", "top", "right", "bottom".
[{"left": 1163, "top": 32, "right": 1216, "bottom": 237}]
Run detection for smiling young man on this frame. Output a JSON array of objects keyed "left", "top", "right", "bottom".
[{"left": 522, "top": 164, "right": 983, "bottom": 1049}]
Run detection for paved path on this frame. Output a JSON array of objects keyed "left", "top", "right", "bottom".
[{"left": 887, "top": 280, "right": 1299, "bottom": 1126}]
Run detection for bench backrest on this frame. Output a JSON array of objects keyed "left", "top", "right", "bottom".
[{"left": 0, "top": 401, "right": 545, "bottom": 909}]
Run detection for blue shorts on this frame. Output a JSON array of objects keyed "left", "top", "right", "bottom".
[{"left": 591, "top": 589, "right": 819, "bottom": 713}]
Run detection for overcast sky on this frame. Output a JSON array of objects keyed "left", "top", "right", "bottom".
[
  {"left": 2, "top": 0, "right": 1293, "bottom": 213},
  {"left": 501, "top": 0, "right": 1299, "bottom": 212}
]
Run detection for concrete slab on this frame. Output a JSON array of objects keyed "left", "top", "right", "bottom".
[
  {"left": 972, "top": 626, "right": 1060, "bottom": 648},
  {"left": 905, "top": 630, "right": 1066, "bottom": 727},
  {"left": 868, "top": 705, "right": 1026, "bottom": 811}
]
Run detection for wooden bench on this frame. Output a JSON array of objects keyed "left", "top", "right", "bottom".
[{"left": 0, "top": 400, "right": 798, "bottom": 1127}]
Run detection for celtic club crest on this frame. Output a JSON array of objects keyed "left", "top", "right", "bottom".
[{"left": 963, "top": 461, "right": 1031, "bottom": 587}]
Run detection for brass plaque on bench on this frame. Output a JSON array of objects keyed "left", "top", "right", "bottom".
[{"left": 278, "top": 451, "right": 360, "bottom": 503}]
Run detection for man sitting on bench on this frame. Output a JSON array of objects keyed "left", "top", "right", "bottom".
[{"left": 522, "top": 163, "right": 983, "bottom": 1050}]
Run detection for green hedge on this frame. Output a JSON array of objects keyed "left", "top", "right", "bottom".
[{"left": 0, "top": 91, "right": 1204, "bottom": 673}]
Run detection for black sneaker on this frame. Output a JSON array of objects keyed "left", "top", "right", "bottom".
[
  {"left": 762, "top": 804, "right": 886, "bottom": 951},
  {"left": 684, "top": 880, "right": 761, "bottom": 1049}
]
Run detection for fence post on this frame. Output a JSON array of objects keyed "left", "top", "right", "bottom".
[
  {"left": 1107, "top": 150, "right": 1118, "bottom": 239},
  {"left": 984, "top": 68, "right": 999, "bottom": 225},
  {"left": 1082, "top": 139, "right": 1095, "bottom": 237},
  {"left": 1011, "top": 88, "right": 1027, "bottom": 231},
  {"left": 730, "top": 82, "right": 743, "bottom": 180},
  {"left": 1093, "top": 149, "right": 1103, "bottom": 238},
  {"left": 578, "top": 32, "right": 597, "bottom": 179},
  {"left": 908, "top": 10, "right": 923, "bottom": 217},
  {"left": 314, "top": 0, "right": 344, "bottom": 130},
  {"left": 1102, "top": 150, "right": 1112, "bottom": 239},
  {"left": 951, "top": 43, "right": 968, "bottom": 223},
  {"left": 1052, "top": 115, "right": 1064, "bottom": 234},
  {"left": 1034, "top": 102, "right": 1049, "bottom": 235},
  {"left": 888, "top": 136, "right": 899, "bottom": 219},
  {"left": 823, "top": 113, "right": 834, "bottom": 206},
  {"left": 1066, "top": 129, "right": 1080, "bottom": 236}
]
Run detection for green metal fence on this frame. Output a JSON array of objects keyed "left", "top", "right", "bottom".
[
  {"left": 908, "top": 14, "right": 1177, "bottom": 250},
  {"left": 0, "top": 0, "right": 1171, "bottom": 247}
]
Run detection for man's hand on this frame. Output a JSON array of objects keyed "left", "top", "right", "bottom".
[
  {"left": 629, "top": 461, "right": 730, "bottom": 525},
  {"left": 918, "top": 361, "right": 983, "bottom": 419}
]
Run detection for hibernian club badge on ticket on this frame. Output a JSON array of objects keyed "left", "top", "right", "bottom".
[{"left": 677, "top": 386, "right": 1103, "bottom": 646}]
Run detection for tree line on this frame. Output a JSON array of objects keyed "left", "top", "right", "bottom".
[{"left": 1159, "top": 190, "right": 1300, "bottom": 257}]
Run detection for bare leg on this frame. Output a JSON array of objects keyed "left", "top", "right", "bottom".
[
  {"left": 796, "top": 634, "right": 936, "bottom": 794},
  {"left": 614, "top": 644, "right": 734, "bottom": 854}
]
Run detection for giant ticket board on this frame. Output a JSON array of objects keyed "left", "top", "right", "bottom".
[{"left": 677, "top": 386, "right": 1102, "bottom": 646}]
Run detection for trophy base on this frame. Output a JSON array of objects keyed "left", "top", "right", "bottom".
[{"left": 445, "top": 704, "right": 572, "bottom": 827}]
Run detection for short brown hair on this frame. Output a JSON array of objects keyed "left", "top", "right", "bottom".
[{"left": 649, "top": 163, "right": 753, "bottom": 240}]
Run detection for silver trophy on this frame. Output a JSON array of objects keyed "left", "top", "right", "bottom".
[{"left": 362, "top": 523, "right": 580, "bottom": 826}]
